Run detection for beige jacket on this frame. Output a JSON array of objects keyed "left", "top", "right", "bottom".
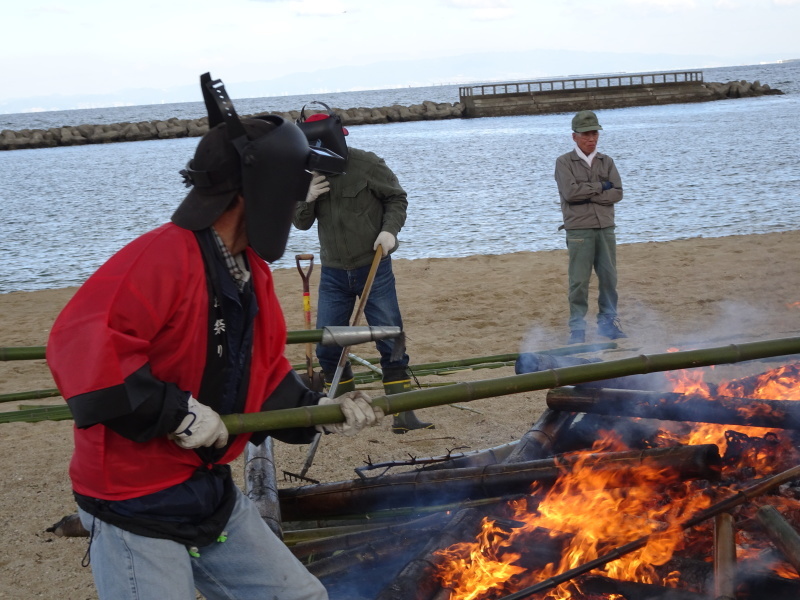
[{"left": 554, "top": 150, "right": 623, "bottom": 230}]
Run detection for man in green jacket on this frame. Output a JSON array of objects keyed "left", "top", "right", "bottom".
[
  {"left": 293, "top": 113, "right": 434, "bottom": 434},
  {"left": 555, "top": 110, "right": 627, "bottom": 344}
]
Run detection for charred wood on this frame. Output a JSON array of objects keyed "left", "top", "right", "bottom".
[
  {"left": 547, "top": 386, "right": 800, "bottom": 430},
  {"left": 504, "top": 408, "right": 574, "bottom": 463},
  {"left": 581, "top": 575, "right": 706, "bottom": 599},
  {"left": 279, "top": 445, "right": 721, "bottom": 521}
]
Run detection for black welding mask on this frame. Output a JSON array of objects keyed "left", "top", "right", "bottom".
[
  {"left": 296, "top": 101, "right": 349, "bottom": 168},
  {"left": 173, "top": 73, "right": 344, "bottom": 262}
]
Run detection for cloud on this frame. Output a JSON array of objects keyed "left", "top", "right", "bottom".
[
  {"left": 248, "top": 0, "right": 348, "bottom": 14},
  {"left": 289, "top": 0, "right": 348, "bottom": 15},
  {"left": 625, "top": 0, "right": 697, "bottom": 10},
  {"left": 442, "top": 0, "right": 514, "bottom": 19}
]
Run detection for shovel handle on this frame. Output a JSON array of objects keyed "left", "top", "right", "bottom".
[{"left": 295, "top": 254, "right": 314, "bottom": 292}]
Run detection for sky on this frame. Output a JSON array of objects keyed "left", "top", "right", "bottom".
[{"left": 2, "top": 0, "right": 799, "bottom": 110}]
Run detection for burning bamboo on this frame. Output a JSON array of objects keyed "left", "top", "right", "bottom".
[
  {"left": 547, "top": 386, "right": 800, "bottom": 430},
  {"left": 756, "top": 504, "right": 800, "bottom": 575},
  {"left": 503, "top": 408, "right": 573, "bottom": 463},
  {"left": 221, "top": 337, "right": 800, "bottom": 435},
  {"left": 496, "top": 463, "right": 800, "bottom": 600},
  {"left": 279, "top": 445, "right": 721, "bottom": 521},
  {"left": 714, "top": 512, "right": 737, "bottom": 600},
  {"left": 377, "top": 508, "right": 501, "bottom": 600}
]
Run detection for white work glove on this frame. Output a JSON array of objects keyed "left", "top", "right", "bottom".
[
  {"left": 171, "top": 396, "right": 229, "bottom": 449},
  {"left": 305, "top": 172, "right": 330, "bottom": 203},
  {"left": 316, "top": 391, "right": 385, "bottom": 436},
  {"left": 373, "top": 231, "right": 396, "bottom": 256}
]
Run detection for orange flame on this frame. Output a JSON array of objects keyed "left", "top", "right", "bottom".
[{"left": 434, "top": 362, "right": 800, "bottom": 599}]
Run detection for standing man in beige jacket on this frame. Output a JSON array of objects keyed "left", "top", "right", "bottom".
[{"left": 555, "top": 110, "right": 627, "bottom": 344}]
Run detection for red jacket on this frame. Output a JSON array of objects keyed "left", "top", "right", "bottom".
[{"left": 47, "top": 224, "right": 292, "bottom": 500}]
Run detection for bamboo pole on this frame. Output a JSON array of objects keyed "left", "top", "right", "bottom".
[
  {"left": 0, "top": 326, "right": 404, "bottom": 362},
  {"left": 496, "top": 463, "right": 800, "bottom": 600},
  {"left": 756, "top": 504, "right": 800, "bottom": 575},
  {"left": 504, "top": 408, "right": 573, "bottom": 464},
  {"left": 306, "top": 535, "right": 420, "bottom": 579},
  {"left": 0, "top": 389, "right": 61, "bottom": 404},
  {"left": 0, "top": 405, "right": 72, "bottom": 423},
  {"left": 714, "top": 512, "right": 737, "bottom": 600},
  {"left": 221, "top": 337, "right": 800, "bottom": 435},
  {"left": 279, "top": 444, "right": 721, "bottom": 521},
  {"left": 291, "top": 513, "right": 450, "bottom": 560},
  {"left": 547, "top": 386, "right": 800, "bottom": 430},
  {"left": 244, "top": 439, "right": 282, "bottom": 539}
]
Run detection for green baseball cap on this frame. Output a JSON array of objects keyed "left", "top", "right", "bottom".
[{"left": 572, "top": 110, "right": 603, "bottom": 133}]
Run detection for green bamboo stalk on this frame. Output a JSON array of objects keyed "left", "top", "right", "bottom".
[
  {"left": 0, "top": 389, "right": 61, "bottom": 403},
  {"left": 222, "top": 337, "right": 800, "bottom": 434},
  {"left": 0, "top": 327, "right": 406, "bottom": 362},
  {"left": 289, "top": 343, "right": 614, "bottom": 374},
  {"left": 0, "top": 346, "right": 46, "bottom": 361},
  {"left": 0, "top": 405, "right": 73, "bottom": 423}
]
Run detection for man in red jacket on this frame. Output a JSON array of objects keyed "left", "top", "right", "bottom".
[{"left": 46, "top": 74, "right": 382, "bottom": 600}]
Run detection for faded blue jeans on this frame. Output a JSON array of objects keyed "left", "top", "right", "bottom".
[
  {"left": 565, "top": 227, "right": 618, "bottom": 332},
  {"left": 77, "top": 486, "right": 327, "bottom": 600},
  {"left": 315, "top": 256, "right": 409, "bottom": 375}
]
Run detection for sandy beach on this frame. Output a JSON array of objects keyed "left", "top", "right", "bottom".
[{"left": 2, "top": 230, "right": 800, "bottom": 599}]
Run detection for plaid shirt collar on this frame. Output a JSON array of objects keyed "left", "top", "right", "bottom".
[{"left": 211, "top": 228, "right": 250, "bottom": 292}]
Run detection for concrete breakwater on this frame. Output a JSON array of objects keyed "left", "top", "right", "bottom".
[{"left": 0, "top": 79, "right": 779, "bottom": 151}]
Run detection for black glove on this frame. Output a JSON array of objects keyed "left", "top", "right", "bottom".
[{"left": 601, "top": 180, "right": 614, "bottom": 191}]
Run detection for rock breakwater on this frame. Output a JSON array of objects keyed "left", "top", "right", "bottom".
[
  {"left": 0, "top": 101, "right": 463, "bottom": 151},
  {"left": 0, "top": 80, "right": 780, "bottom": 151}
]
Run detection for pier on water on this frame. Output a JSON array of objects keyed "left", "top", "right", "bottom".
[{"left": 458, "top": 70, "right": 718, "bottom": 117}]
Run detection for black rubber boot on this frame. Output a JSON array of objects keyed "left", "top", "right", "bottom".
[
  {"left": 323, "top": 364, "right": 356, "bottom": 398},
  {"left": 383, "top": 367, "right": 435, "bottom": 434},
  {"left": 391, "top": 410, "right": 435, "bottom": 434}
]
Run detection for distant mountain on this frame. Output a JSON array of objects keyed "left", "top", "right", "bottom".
[{"left": 0, "top": 48, "right": 782, "bottom": 115}]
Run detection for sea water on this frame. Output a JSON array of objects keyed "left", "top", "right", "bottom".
[{"left": 1, "top": 62, "right": 798, "bottom": 293}]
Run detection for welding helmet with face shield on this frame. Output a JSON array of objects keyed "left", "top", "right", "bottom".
[
  {"left": 172, "top": 73, "right": 345, "bottom": 262},
  {"left": 296, "top": 101, "right": 349, "bottom": 168}
]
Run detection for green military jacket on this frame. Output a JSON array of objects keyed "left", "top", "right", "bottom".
[{"left": 293, "top": 147, "right": 408, "bottom": 270}]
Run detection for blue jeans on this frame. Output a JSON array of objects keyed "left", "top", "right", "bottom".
[
  {"left": 565, "top": 227, "right": 618, "bottom": 332},
  {"left": 315, "top": 256, "right": 409, "bottom": 374},
  {"left": 78, "top": 487, "right": 327, "bottom": 600}
]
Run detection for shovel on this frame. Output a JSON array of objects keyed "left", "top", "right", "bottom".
[{"left": 295, "top": 254, "right": 325, "bottom": 393}]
